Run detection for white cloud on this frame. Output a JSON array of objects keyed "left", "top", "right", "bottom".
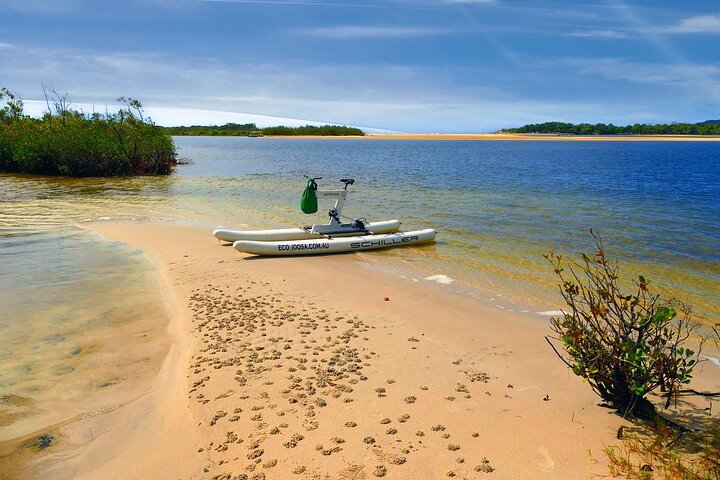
[
  {"left": 144, "top": 107, "right": 396, "bottom": 132},
  {"left": 20, "top": 100, "right": 397, "bottom": 130},
  {"left": 662, "top": 14, "right": 720, "bottom": 34},
  {"left": 300, "top": 26, "right": 447, "bottom": 39},
  {"left": 0, "top": 42, "right": 12, "bottom": 48},
  {"left": 560, "top": 12, "right": 720, "bottom": 39},
  {"left": 567, "top": 29, "right": 628, "bottom": 39},
  {"left": 3, "top": 44, "right": 718, "bottom": 132},
  {"left": 0, "top": 45, "right": 565, "bottom": 131},
  {"left": 568, "top": 57, "right": 720, "bottom": 101}
]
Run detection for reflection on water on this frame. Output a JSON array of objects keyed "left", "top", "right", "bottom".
[{"left": 0, "top": 174, "right": 180, "bottom": 230}]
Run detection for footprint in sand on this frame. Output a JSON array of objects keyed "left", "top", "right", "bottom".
[{"left": 537, "top": 447, "right": 555, "bottom": 472}]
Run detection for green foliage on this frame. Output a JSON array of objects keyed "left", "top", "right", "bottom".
[
  {"left": 502, "top": 121, "right": 720, "bottom": 135},
  {"left": 0, "top": 88, "right": 24, "bottom": 172},
  {"left": 164, "top": 123, "right": 364, "bottom": 137},
  {"left": 0, "top": 88, "right": 177, "bottom": 177},
  {"left": 544, "top": 231, "right": 701, "bottom": 420},
  {"left": 260, "top": 125, "right": 364, "bottom": 136},
  {"left": 164, "top": 122, "right": 260, "bottom": 136},
  {"left": 0, "top": 87, "right": 24, "bottom": 120}
]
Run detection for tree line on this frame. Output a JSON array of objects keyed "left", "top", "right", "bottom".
[
  {"left": 0, "top": 87, "right": 177, "bottom": 177},
  {"left": 164, "top": 123, "right": 364, "bottom": 136},
  {"left": 501, "top": 121, "right": 720, "bottom": 136}
]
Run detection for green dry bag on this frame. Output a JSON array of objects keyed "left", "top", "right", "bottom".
[{"left": 300, "top": 179, "right": 318, "bottom": 214}]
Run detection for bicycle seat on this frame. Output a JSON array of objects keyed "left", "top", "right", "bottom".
[{"left": 340, "top": 178, "right": 355, "bottom": 185}]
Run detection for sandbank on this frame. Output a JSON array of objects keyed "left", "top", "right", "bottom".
[
  {"left": 262, "top": 133, "right": 720, "bottom": 141},
  {"left": 13, "top": 222, "right": 720, "bottom": 479}
]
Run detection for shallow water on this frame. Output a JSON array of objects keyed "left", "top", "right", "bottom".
[
  {"left": 174, "top": 137, "right": 719, "bottom": 320},
  {"left": 0, "top": 226, "right": 169, "bottom": 446},
  {"left": 2, "top": 137, "right": 718, "bottom": 322}
]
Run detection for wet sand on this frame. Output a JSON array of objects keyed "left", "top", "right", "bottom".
[
  {"left": 263, "top": 134, "right": 720, "bottom": 141},
  {"left": 0, "top": 231, "right": 172, "bottom": 480},
  {"left": 17, "top": 222, "right": 719, "bottom": 479}
]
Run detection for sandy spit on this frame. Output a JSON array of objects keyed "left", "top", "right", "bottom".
[
  {"left": 262, "top": 134, "right": 720, "bottom": 142},
  {"left": 31, "top": 222, "right": 717, "bottom": 479}
]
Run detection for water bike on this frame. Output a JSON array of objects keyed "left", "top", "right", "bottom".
[{"left": 213, "top": 177, "right": 437, "bottom": 255}]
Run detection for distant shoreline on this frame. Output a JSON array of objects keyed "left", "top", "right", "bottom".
[{"left": 257, "top": 133, "right": 720, "bottom": 141}]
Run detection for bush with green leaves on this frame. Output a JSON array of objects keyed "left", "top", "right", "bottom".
[
  {"left": 545, "top": 231, "right": 701, "bottom": 421},
  {"left": 0, "top": 88, "right": 176, "bottom": 177}
]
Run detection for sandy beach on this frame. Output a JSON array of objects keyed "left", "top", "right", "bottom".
[
  {"left": 2, "top": 221, "right": 717, "bottom": 480},
  {"left": 86, "top": 222, "right": 624, "bottom": 480},
  {"left": 262, "top": 134, "right": 720, "bottom": 141}
]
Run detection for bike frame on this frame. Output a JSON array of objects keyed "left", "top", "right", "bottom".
[
  {"left": 305, "top": 181, "right": 361, "bottom": 235},
  {"left": 316, "top": 189, "right": 347, "bottom": 221}
]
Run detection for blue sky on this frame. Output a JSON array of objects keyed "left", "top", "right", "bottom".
[{"left": 1, "top": 0, "right": 719, "bottom": 132}]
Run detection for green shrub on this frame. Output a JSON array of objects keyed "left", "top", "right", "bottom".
[
  {"left": 0, "top": 88, "right": 176, "bottom": 177},
  {"left": 544, "top": 231, "right": 701, "bottom": 421}
]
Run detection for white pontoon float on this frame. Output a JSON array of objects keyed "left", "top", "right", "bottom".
[
  {"left": 214, "top": 177, "right": 437, "bottom": 256},
  {"left": 234, "top": 229, "right": 436, "bottom": 256}
]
